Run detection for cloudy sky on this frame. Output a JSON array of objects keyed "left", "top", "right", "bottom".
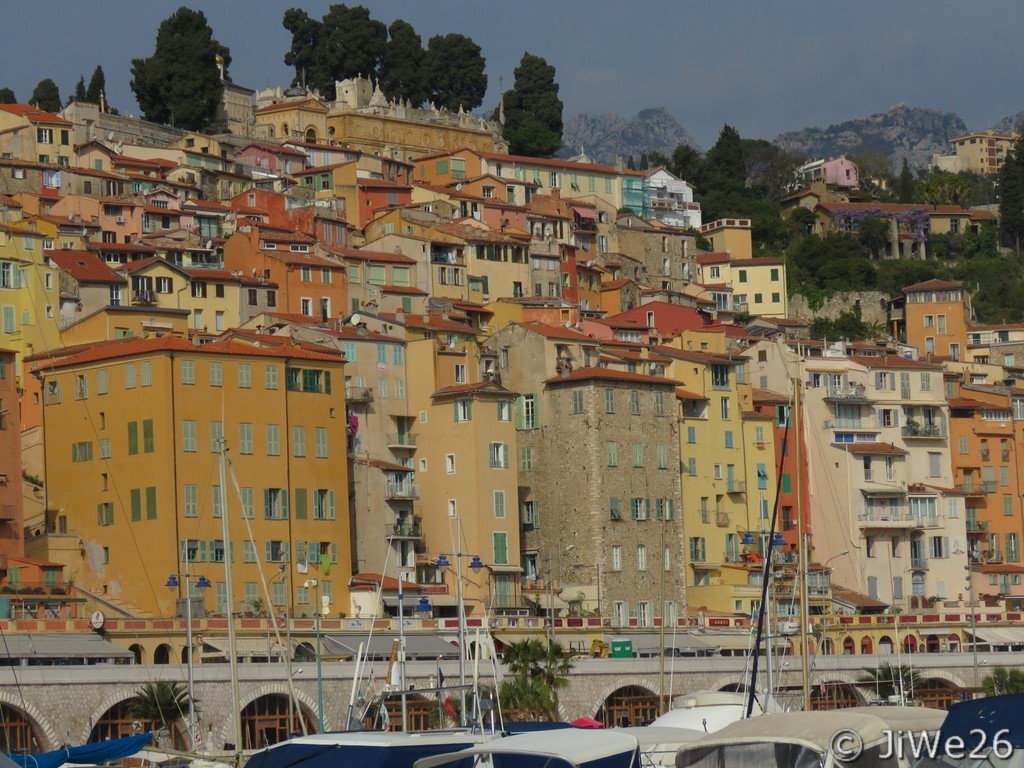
[{"left": 3, "top": 0, "right": 1023, "bottom": 148}]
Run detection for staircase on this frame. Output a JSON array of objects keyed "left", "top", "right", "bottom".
[{"left": 72, "top": 587, "right": 155, "bottom": 619}]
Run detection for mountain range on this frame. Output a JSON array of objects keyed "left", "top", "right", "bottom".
[{"left": 562, "top": 104, "right": 1022, "bottom": 173}]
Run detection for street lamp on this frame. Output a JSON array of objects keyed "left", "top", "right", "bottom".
[
  {"left": 435, "top": 549, "right": 483, "bottom": 727},
  {"left": 303, "top": 579, "right": 325, "bottom": 732},
  {"left": 165, "top": 568, "right": 211, "bottom": 749}
]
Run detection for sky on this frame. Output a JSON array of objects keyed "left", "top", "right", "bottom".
[{"left": 3, "top": 1, "right": 1024, "bottom": 149}]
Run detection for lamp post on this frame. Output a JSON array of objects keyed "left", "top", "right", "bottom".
[
  {"left": 165, "top": 567, "right": 211, "bottom": 749},
  {"left": 435, "top": 546, "right": 483, "bottom": 728},
  {"left": 303, "top": 579, "right": 324, "bottom": 732},
  {"left": 965, "top": 566, "right": 979, "bottom": 691}
]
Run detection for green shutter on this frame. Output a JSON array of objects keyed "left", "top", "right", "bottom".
[
  {"left": 127, "top": 422, "right": 139, "bottom": 455},
  {"left": 281, "top": 490, "right": 289, "bottom": 519},
  {"left": 323, "top": 371, "right": 331, "bottom": 394},
  {"left": 263, "top": 489, "right": 272, "bottom": 518},
  {"left": 295, "top": 488, "right": 308, "bottom": 519},
  {"left": 532, "top": 393, "right": 540, "bottom": 427},
  {"left": 781, "top": 474, "right": 792, "bottom": 494},
  {"left": 130, "top": 488, "right": 141, "bottom": 521},
  {"left": 328, "top": 490, "right": 336, "bottom": 520},
  {"left": 515, "top": 396, "right": 525, "bottom": 429},
  {"left": 331, "top": 542, "right": 338, "bottom": 563},
  {"left": 145, "top": 486, "right": 157, "bottom": 519},
  {"left": 143, "top": 419, "right": 154, "bottom": 453},
  {"left": 265, "top": 541, "right": 272, "bottom": 562}
]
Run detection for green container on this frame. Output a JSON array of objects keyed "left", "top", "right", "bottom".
[
  {"left": 0, "top": 597, "right": 10, "bottom": 619},
  {"left": 610, "top": 639, "right": 633, "bottom": 658}
]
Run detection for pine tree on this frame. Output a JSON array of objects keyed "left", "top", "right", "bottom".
[
  {"left": 72, "top": 76, "right": 87, "bottom": 103},
  {"left": 999, "top": 134, "right": 1024, "bottom": 253},
  {"left": 500, "top": 52, "right": 563, "bottom": 157},
  {"left": 30, "top": 79, "right": 62, "bottom": 112},
  {"left": 130, "top": 8, "right": 230, "bottom": 130},
  {"left": 0, "top": 88, "right": 15, "bottom": 105},
  {"left": 897, "top": 157, "right": 914, "bottom": 203},
  {"left": 379, "top": 20, "right": 428, "bottom": 106},
  {"left": 86, "top": 66, "right": 106, "bottom": 103},
  {"left": 425, "top": 33, "right": 487, "bottom": 112}
]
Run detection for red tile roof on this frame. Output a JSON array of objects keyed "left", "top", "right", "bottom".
[
  {"left": 902, "top": 279, "right": 964, "bottom": 292},
  {"left": 0, "top": 104, "right": 72, "bottom": 125},
  {"left": 86, "top": 241, "right": 157, "bottom": 254},
  {"left": 512, "top": 321, "right": 598, "bottom": 342},
  {"left": 322, "top": 245, "right": 415, "bottom": 264},
  {"left": 46, "top": 250, "right": 124, "bottom": 284},
  {"left": 695, "top": 252, "right": 731, "bottom": 265},
  {"left": 839, "top": 442, "right": 908, "bottom": 456},
  {"left": 674, "top": 387, "right": 707, "bottom": 400},
  {"left": 432, "top": 381, "right": 510, "bottom": 397},
  {"left": 544, "top": 366, "right": 677, "bottom": 387},
  {"left": 380, "top": 285, "right": 428, "bottom": 296}
]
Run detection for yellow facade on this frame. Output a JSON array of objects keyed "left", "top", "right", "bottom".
[
  {"left": 696, "top": 255, "right": 788, "bottom": 318},
  {"left": 119, "top": 260, "right": 250, "bottom": 332},
  {"left": 34, "top": 337, "right": 351, "bottom": 618},
  {"left": 699, "top": 219, "right": 753, "bottom": 260},
  {"left": 0, "top": 225, "right": 61, "bottom": 381}
]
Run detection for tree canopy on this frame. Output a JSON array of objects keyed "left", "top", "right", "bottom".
[
  {"left": 379, "top": 20, "right": 428, "bottom": 106},
  {"left": 30, "top": 79, "right": 61, "bottom": 112},
  {"left": 130, "top": 7, "right": 230, "bottom": 130},
  {"left": 425, "top": 33, "right": 487, "bottom": 112},
  {"left": 499, "top": 639, "right": 573, "bottom": 720},
  {"left": 999, "top": 134, "right": 1024, "bottom": 252},
  {"left": 500, "top": 52, "right": 563, "bottom": 157},
  {"left": 0, "top": 88, "right": 15, "bottom": 105},
  {"left": 87, "top": 66, "right": 106, "bottom": 104}
]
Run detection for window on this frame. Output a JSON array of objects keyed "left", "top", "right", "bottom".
[
  {"left": 209, "top": 362, "right": 223, "bottom": 387},
  {"left": 493, "top": 532, "right": 509, "bottom": 565},
  {"left": 182, "top": 420, "right": 197, "bottom": 452},
  {"left": 519, "top": 447, "right": 534, "bottom": 472},
  {"left": 238, "top": 364, "right": 252, "bottom": 388},
  {"left": 313, "top": 489, "right": 335, "bottom": 520},
  {"left": 140, "top": 362, "right": 152, "bottom": 387},
  {"left": 605, "top": 389, "right": 615, "bottom": 413},
  {"left": 454, "top": 363, "right": 467, "bottom": 384},
  {"left": 637, "top": 545, "right": 647, "bottom": 571},
  {"left": 266, "top": 424, "right": 280, "bottom": 456},
  {"left": 630, "top": 390, "right": 641, "bottom": 415},
  {"left": 606, "top": 441, "right": 618, "bottom": 467},
  {"left": 657, "top": 444, "right": 668, "bottom": 469},
  {"left": 239, "top": 423, "right": 254, "bottom": 454},
  {"left": 611, "top": 545, "right": 622, "bottom": 571},
  {"left": 518, "top": 394, "right": 538, "bottom": 429},
  {"left": 454, "top": 399, "right": 472, "bottom": 422},
  {"left": 610, "top": 497, "right": 622, "bottom": 521},
  {"left": 631, "top": 498, "right": 648, "bottom": 521},
  {"left": 721, "top": 397, "right": 730, "bottom": 420},
  {"left": 181, "top": 360, "right": 195, "bottom": 385},
  {"left": 493, "top": 490, "right": 506, "bottom": 518},
  {"left": 489, "top": 442, "right": 509, "bottom": 468},
  {"left": 315, "top": 427, "right": 328, "bottom": 458},
  {"left": 71, "top": 441, "right": 93, "bottom": 462},
  {"left": 632, "top": 442, "right": 644, "bottom": 467},
  {"left": 654, "top": 391, "right": 665, "bottom": 416},
  {"left": 292, "top": 425, "right": 306, "bottom": 457},
  {"left": 264, "top": 489, "right": 289, "bottom": 520},
  {"left": 125, "top": 364, "right": 136, "bottom": 389},
  {"left": 571, "top": 390, "right": 584, "bottom": 414}
]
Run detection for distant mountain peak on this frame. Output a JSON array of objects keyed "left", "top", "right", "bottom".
[{"left": 561, "top": 107, "right": 699, "bottom": 165}]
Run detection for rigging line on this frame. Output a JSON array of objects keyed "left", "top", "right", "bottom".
[{"left": 745, "top": 386, "right": 791, "bottom": 718}]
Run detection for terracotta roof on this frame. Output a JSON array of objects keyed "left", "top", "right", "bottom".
[
  {"left": 0, "top": 104, "right": 72, "bottom": 125},
  {"left": 238, "top": 141, "right": 307, "bottom": 158},
  {"left": 674, "top": 387, "right": 707, "bottom": 400},
  {"left": 752, "top": 388, "right": 790, "bottom": 404},
  {"left": 544, "top": 366, "right": 678, "bottom": 387},
  {"left": 695, "top": 252, "right": 731, "bottom": 265},
  {"left": 86, "top": 241, "right": 156, "bottom": 254},
  {"left": 354, "top": 458, "right": 414, "bottom": 473},
  {"left": 380, "top": 285, "right": 428, "bottom": 296},
  {"left": 947, "top": 398, "right": 992, "bottom": 410},
  {"left": 512, "top": 321, "right": 598, "bottom": 342},
  {"left": 832, "top": 585, "right": 888, "bottom": 609},
  {"left": 903, "top": 279, "right": 964, "bottom": 293},
  {"left": 861, "top": 354, "right": 943, "bottom": 370},
  {"left": 601, "top": 278, "right": 633, "bottom": 291},
  {"left": 432, "top": 381, "right": 511, "bottom": 398},
  {"left": 323, "top": 245, "right": 415, "bottom": 264},
  {"left": 383, "top": 312, "right": 478, "bottom": 335},
  {"left": 476, "top": 150, "right": 618, "bottom": 175},
  {"left": 26, "top": 335, "right": 342, "bottom": 372},
  {"left": 349, "top": 572, "right": 418, "bottom": 591},
  {"left": 46, "top": 250, "right": 124, "bottom": 284}
]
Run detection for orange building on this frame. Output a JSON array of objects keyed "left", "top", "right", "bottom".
[
  {"left": 0, "top": 348, "right": 23, "bottom": 562},
  {"left": 902, "top": 279, "right": 970, "bottom": 361}
]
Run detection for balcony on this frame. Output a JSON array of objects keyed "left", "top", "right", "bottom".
[
  {"left": 910, "top": 556, "right": 929, "bottom": 570},
  {"left": 725, "top": 480, "right": 746, "bottom": 494},
  {"left": 390, "top": 521, "right": 422, "bottom": 538},
  {"left": 132, "top": 289, "right": 157, "bottom": 305},
  {"left": 345, "top": 386, "right": 373, "bottom": 404},
  {"left": 715, "top": 511, "right": 730, "bottom": 527},
  {"left": 824, "top": 383, "right": 871, "bottom": 402},
  {"left": 824, "top": 416, "right": 878, "bottom": 430},
  {"left": 857, "top": 512, "right": 918, "bottom": 528},
  {"left": 431, "top": 252, "right": 466, "bottom": 266},
  {"left": 572, "top": 218, "right": 597, "bottom": 233},
  {"left": 966, "top": 520, "right": 989, "bottom": 533},
  {"left": 385, "top": 482, "right": 419, "bottom": 500},
  {"left": 902, "top": 423, "right": 946, "bottom": 439},
  {"left": 957, "top": 482, "right": 991, "bottom": 496},
  {"left": 387, "top": 433, "right": 417, "bottom": 449}
]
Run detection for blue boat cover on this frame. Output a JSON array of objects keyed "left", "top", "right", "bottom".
[
  {"left": 6, "top": 732, "right": 153, "bottom": 768},
  {"left": 941, "top": 694, "right": 1024, "bottom": 748},
  {"left": 244, "top": 741, "right": 479, "bottom": 768}
]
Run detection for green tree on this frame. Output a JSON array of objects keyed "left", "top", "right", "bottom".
[
  {"left": 282, "top": 8, "right": 323, "bottom": 91},
  {"left": 669, "top": 143, "right": 703, "bottom": 185},
  {"left": 982, "top": 666, "right": 1024, "bottom": 696},
  {"left": 897, "top": 158, "right": 915, "bottom": 203},
  {"left": 857, "top": 663, "right": 923, "bottom": 701},
  {"left": 72, "top": 76, "right": 87, "bottom": 103},
  {"left": 858, "top": 216, "right": 890, "bottom": 259},
  {"left": 127, "top": 680, "right": 190, "bottom": 746},
  {"left": 700, "top": 124, "right": 745, "bottom": 190},
  {"left": 86, "top": 66, "right": 106, "bottom": 103},
  {"left": 130, "top": 7, "right": 231, "bottom": 130},
  {"left": 30, "top": 79, "right": 61, "bottom": 112},
  {"left": 0, "top": 88, "right": 15, "bottom": 104},
  {"left": 379, "top": 19, "right": 428, "bottom": 106},
  {"left": 1000, "top": 135, "right": 1024, "bottom": 252},
  {"left": 425, "top": 33, "right": 487, "bottom": 112},
  {"left": 741, "top": 138, "right": 800, "bottom": 197},
  {"left": 499, "top": 639, "right": 573, "bottom": 720},
  {"left": 501, "top": 52, "right": 563, "bottom": 157},
  {"left": 916, "top": 170, "right": 971, "bottom": 206}
]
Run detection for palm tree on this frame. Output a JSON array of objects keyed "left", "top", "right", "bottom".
[
  {"left": 499, "top": 639, "right": 574, "bottom": 720},
  {"left": 126, "top": 680, "right": 191, "bottom": 747},
  {"left": 982, "top": 667, "right": 1024, "bottom": 696},
  {"left": 857, "top": 663, "right": 922, "bottom": 702}
]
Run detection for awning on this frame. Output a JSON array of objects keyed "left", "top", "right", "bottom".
[
  {"left": 970, "top": 627, "right": 1024, "bottom": 646},
  {"left": 0, "top": 633, "right": 134, "bottom": 660},
  {"left": 487, "top": 564, "right": 524, "bottom": 573},
  {"left": 200, "top": 637, "right": 294, "bottom": 659},
  {"left": 323, "top": 633, "right": 459, "bottom": 659},
  {"left": 572, "top": 205, "right": 597, "bottom": 220},
  {"left": 381, "top": 594, "right": 459, "bottom": 608}
]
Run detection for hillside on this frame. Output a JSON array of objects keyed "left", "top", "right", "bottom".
[
  {"left": 560, "top": 107, "right": 699, "bottom": 165},
  {"left": 991, "top": 111, "right": 1024, "bottom": 134},
  {"left": 773, "top": 104, "right": 967, "bottom": 171}
]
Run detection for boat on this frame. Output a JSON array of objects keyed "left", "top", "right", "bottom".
[
  {"left": 920, "top": 693, "right": 1024, "bottom": 768},
  {"left": 243, "top": 730, "right": 502, "bottom": 768},
  {"left": 675, "top": 707, "right": 947, "bottom": 768},
  {"left": 615, "top": 726, "right": 704, "bottom": 767},
  {"left": 413, "top": 728, "right": 644, "bottom": 768},
  {"left": 649, "top": 691, "right": 766, "bottom": 732}
]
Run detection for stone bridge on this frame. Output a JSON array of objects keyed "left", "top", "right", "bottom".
[{"left": 0, "top": 652, "right": 1009, "bottom": 751}]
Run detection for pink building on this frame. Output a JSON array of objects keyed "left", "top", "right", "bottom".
[{"left": 794, "top": 155, "right": 859, "bottom": 189}]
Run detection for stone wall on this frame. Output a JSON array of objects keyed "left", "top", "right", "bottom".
[{"left": 789, "top": 291, "right": 890, "bottom": 327}]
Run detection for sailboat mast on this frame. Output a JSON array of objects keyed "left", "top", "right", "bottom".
[
  {"left": 218, "top": 439, "right": 244, "bottom": 758},
  {"left": 796, "top": 381, "right": 811, "bottom": 710}
]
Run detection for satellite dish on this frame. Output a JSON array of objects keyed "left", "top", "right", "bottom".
[
  {"left": 205, "top": 240, "right": 214, "bottom": 250},
  {"left": 350, "top": 313, "right": 362, "bottom": 326}
]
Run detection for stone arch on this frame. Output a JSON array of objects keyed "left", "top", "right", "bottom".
[
  {"left": 0, "top": 688, "right": 59, "bottom": 751},
  {"left": 81, "top": 686, "right": 154, "bottom": 745},
  {"left": 810, "top": 680, "right": 865, "bottom": 710},
  {"left": 590, "top": 676, "right": 662, "bottom": 718},
  {"left": 916, "top": 676, "right": 965, "bottom": 710},
  {"left": 842, "top": 636, "right": 856, "bottom": 655},
  {"left": 215, "top": 683, "right": 319, "bottom": 752},
  {"left": 304, "top": 128, "right": 317, "bottom": 143},
  {"left": 595, "top": 684, "right": 661, "bottom": 727}
]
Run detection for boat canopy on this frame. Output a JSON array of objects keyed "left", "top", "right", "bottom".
[
  {"left": 940, "top": 694, "right": 1024, "bottom": 748},
  {"left": 6, "top": 732, "right": 152, "bottom": 768},
  {"left": 244, "top": 731, "right": 486, "bottom": 768},
  {"left": 415, "top": 730, "right": 641, "bottom": 768}
]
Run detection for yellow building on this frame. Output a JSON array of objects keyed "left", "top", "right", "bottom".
[
  {"left": 694, "top": 252, "right": 788, "bottom": 318},
  {"left": 30, "top": 335, "right": 351, "bottom": 618},
  {"left": 657, "top": 336, "right": 779, "bottom": 617},
  {"left": 935, "top": 131, "right": 1016, "bottom": 175},
  {"left": 0, "top": 223, "right": 61, "bottom": 380},
  {"left": 699, "top": 218, "right": 753, "bottom": 261},
  {"left": 0, "top": 104, "right": 74, "bottom": 165}
]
